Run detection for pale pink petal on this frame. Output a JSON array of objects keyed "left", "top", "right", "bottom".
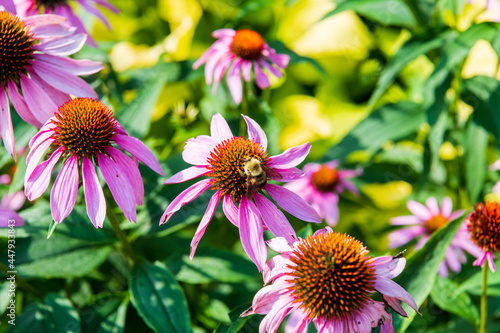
[
  {"left": 98, "top": 152, "right": 137, "bottom": 223},
  {"left": 263, "top": 254, "right": 294, "bottom": 284},
  {"left": 50, "top": 155, "right": 78, "bottom": 223},
  {"left": 407, "top": 200, "right": 432, "bottom": 220},
  {"left": 182, "top": 135, "right": 217, "bottom": 165},
  {"left": 372, "top": 255, "right": 406, "bottom": 279},
  {"left": 205, "top": 49, "right": 230, "bottom": 85},
  {"left": 265, "top": 184, "right": 321, "bottom": 223},
  {"left": 210, "top": 113, "right": 233, "bottom": 142},
  {"left": 267, "top": 53, "right": 290, "bottom": 68},
  {"left": 241, "top": 60, "right": 252, "bottom": 82},
  {"left": 23, "top": 14, "right": 66, "bottom": 28},
  {"left": 113, "top": 134, "right": 164, "bottom": 175},
  {"left": 269, "top": 142, "right": 310, "bottom": 169},
  {"left": 260, "top": 295, "right": 295, "bottom": 333},
  {"left": 227, "top": 58, "right": 243, "bottom": 104},
  {"left": 82, "top": 157, "right": 106, "bottom": 228},
  {"left": 259, "top": 59, "right": 282, "bottom": 78},
  {"left": 28, "top": 20, "right": 76, "bottom": 39},
  {"left": 212, "top": 54, "right": 235, "bottom": 94},
  {"left": 26, "top": 138, "right": 55, "bottom": 183},
  {"left": 27, "top": 70, "right": 72, "bottom": 108},
  {"left": 239, "top": 196, "right": 267, "bottom": 271},
  {"left": 490, "top": 159, "right": 500, "bottom": 171},
  {"left": 266, "top": 236, "right": 294, "bottom": 253},
  {"left": 444, "top": 247, "right": 461, "bottom": 273},
  {"left": 35, "top": 54, "right": 103, "bottom": 75},
  {"left": 388, "top": 226, "right": 426, "bottom": 248},
  {"left": 190, "top": 192, "right": 221, "bottom": 259},
  {"left": 246, "top": 284, "right": 285, "bottom": 315},
  {"left": 390, "top": 215, "right": 422, "bottom": 226},
  {"left": 244, "top": 115, "right": 267, "bottom": 150},
  {"left": 0, "top": 89, "right": 16, "bottom": 160},
  {"left": 1, "top": 191, "right": 25, "bottom": 211},
  {"left": 25, "top": 147, "right": 63, "bottom": 201},
  {"left": 375, "top": 278, "right": 419, "bottom": 315},
  {"left": 487, "top": 252, "right": 497, "bottom": 272},
  {"left": 19, "top": 74, "right": 58, "bottom": 125},
  {"left": 193, "top": 47, "right": 217, "bottom": 70},
  {"left": 449, "top": 209, "right": 465, "bottom": 221},
  {"left": 222, "top": 195, "right": 238, "bottom": 227},
  {"left": 7, "top": 81, "right": 41, "bottom": 127},
  {"left": 425, "top": 197, "right": 439, "bottom": 216},
  {"left": 0, "top": 209, "right": 24, "bottom": 227},
  {"left": 106, "top": 147, "right": 143, "bottom": 205},
  {"left": 320, "top": 192, "right": 339, "bottom": 227},
  {"left": 212, "top": 28, "right": 235, "bottom": 38},
  {"left": 77, "top": 0, "right": 112, "bottom": 29},
  {"left": 273, "top": 167, "right": 303, "bottom": 181},
  {"left": 57, "top": 4, "right": 97, "bottom": 46},
  {"left": 493, "top": 180, "right": 500, "bottom": 194},
  {"left": 159, "top": 179, "right": 212, "bottom": 225},
  {"left": 254, "top": 193, "right": 296, "bottom": 244},
  {"left": 35, "top": 33, "right": 87, "bottom": 56},
  {"left": 164, "top": 166, "right": 209, "bottom": 184},
  {"left": 254, "top": 61, "right": 270, "bottom": 89}
]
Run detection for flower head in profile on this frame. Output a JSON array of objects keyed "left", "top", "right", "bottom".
[
  {"left": 193, "top": 29, "right": 290, "bottom": 104},
  {"left": 160, "top": 113, "right": 320, "bottom": 271},
  {"left": 0, "top": 11, "right": 102, "bottom": 160},
  {"left": 14, "top": 0, "right": 119, "bottom": 47},
  {"left": 285, "top": 160, "right": 360, "bottom": 227},
  {"left": 389, "top": 197, "right": 481, "bottom": 277},
  {"left": 0, "top": 174, "right": 25, "bottom": 227},
  {"left": 24, "top": 98, "right": 164, "bottom": 228},
  {"left": 466, "top": 201, "right": 500, "bottom": 272},
  {"left": 242, "top": 227, "right": 419, "bottom": 333}
]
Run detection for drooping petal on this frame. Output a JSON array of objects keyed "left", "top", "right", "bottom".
[
  {"left": 0, "top": 209, "right": 24, "bottom": 227},
  {"left": 82, "top": 157, "right": 106, "bottom": 228},
  {"left": 265, "top": 184, "right": 321, "bottom": 223},
  {"left": 239, "top": 196, "right": 267, "bottom": 271},
  {"left": 387, "top": 226, "right": 426, "bottom": 248},
  {"left": 106, "top": 147, "right": 144, "bottom": 206},
  {"left": 227, "top": 58, "right": 243, "bottom": 104},
  {"left": 25, "top": 147, "right": 63, "bottom": 201},
  {"left": 259, "top": 295, "right": 295, "bottom": 333},
  {"left": 269, "top": 142, "right": 311, "bottom": 169},
  {"left": 26, "top": 137, "right": 55, "bottom": 183},
  {"left": 210, "top": 113, "right": 233, "bottom": 142},
  {"left": 263, "top": 254, "right": 294, "bottom": 284},
  {"left": 7, "top": 81, "right": 41, "bottom": 127},
  {"left": 159, "top": 179, "right": 212, "bottom": 224},
  {"left": 273, "top": 167, "right": 303, "bottom": 181},
  {"left": 440, "top": 197, "right": 453, "bottom": 218},
  {"left": 190, "top": 192, "right": 221, "bottom": 259},
  {"left": 375, "top": 278, "right": 419, "bottom": 316},
  {"left": 50, "top": 155, "right": 79, "bottom": 223},
  {"left": 254, "top": 193, "right": 296, "bottom": 244},
  {"left": 0, "top": 88, "right": 16, "bottom": 160},
  {"left": 35, "top": 33, "right": 87, "bottom": 56},
  {"left": 254, "top": 61, "right": 270, "bottom": 89},
  {"left": 114, "top": 134, "right": 164, "bottom": 175},
  {"left": 241, "top": 60, "right": 252, "bottom": 81},
  {"left": 182, "top": 135, "right": 217, "bottom": 165},
  {"left": 244, "top": 115, "right": 267, "bottom": 150},
  {"left": 372, "top": 255, "right": 406, "bottom": 279},
  {"left": 19, "top": 74, "right": 58, "bottom": 125},
  {"left": 164, "top": 166, "right": 210, "bottom": 185},
  {"left": 222, "top": 195, "right": 238, "bottom": 226},
  {"left": 212, "top": 54, "right": 235, "bottom": 94},
  {"left": 35, "top": 53, "right": 103, "bottom": 75},
  {"left": 267, "top": 53, "right": 290, "bottom": 68}
]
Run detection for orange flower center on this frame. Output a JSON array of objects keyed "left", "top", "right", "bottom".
[
  {"left": 230, "top": 29, "right": 264, "bottom": 60},
  {"left": 0, "top": 11, "right": 36, "bottom": 87},
  {"left": 425, "top": 214, "right": 449, "bottom": 233},
  {"left": 206, "top": 137, "right": 269, "bottom": 203},
  {"left": 287, "top": 231, "right": 375, "bottom": 321},
  {"left": 467, "top": 202, "right": 500, "bottom": 253},
  {"left": 51, "top": 98, "right": 117, "bottom": 159},
  {"left": 311, "top": 166, "right": 338, "bottom": 192}
]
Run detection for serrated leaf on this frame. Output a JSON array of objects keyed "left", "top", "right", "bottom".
[
  {"left": 393, "top": 216, "right": 464, "bottom": 332},
  {"left": 430, "top": 276, "right": 479, "bottom": 325},
  {"left": 130, "top": 261, "right": 192, "bottom": 333}
]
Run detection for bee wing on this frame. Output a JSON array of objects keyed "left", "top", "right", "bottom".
[{"left": 264, "top": 166, "right": 282, "bottom": 181}]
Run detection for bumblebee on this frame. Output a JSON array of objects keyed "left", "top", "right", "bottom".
[{"left": 241, "top": 156, "right": 282, "bottom": 197}]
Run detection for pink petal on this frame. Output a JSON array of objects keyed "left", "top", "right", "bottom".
[
  {"left": 254, "top": 193, "right": 297, "bottom": 244},
  {"left": 265, "top": 184, "right": 321, "bottom": 223},
  {"left": 106, "top": 147, "right": 144, "bottom": 205},
  {"left": 254, "top": 61, "right": 270, "bottom": 89},
  {"left": 239, "top": 196, "right": 267, "bottom": 272},
  {"left": 210, "top": 113, "right": 233, "bottom": 142},
  {"left": 7, "top": 81, "right": 41, "bottom": 127},
  {"left": 372, "top": 255, "right": 406, "bottom": 279},
  {"left": 320, "top": 192, "right": 339, "bottom": 227},
  {"left": 273, "top": 167, "right": 303, "bottom": 181},
  {"left": 159, "top": 179, "right": 212, "bottom": 224},
  {"left": 375, "top": 278, "right": 419, "bottom": 315},
  {"left": 212, "top": 28, "right": 236, "bottom": 38},
  {"left": 77, "top": 0, "right": 113, "bottom": 29},
  {"left": 407, "top": 200, "right": 432, "bottom": 221},
  {"left": 449, "top": 209, "right": 465, "bottom": 221},
  {"left": 1, "top": 191, "right": 26, "bottom": 211},
  {"left": 250, "top": 283, "right": 288, "bottom": 315},
  {"left": 387, "top": 226, "right": 426, "bottom": 248},
  {"left": 23, "top": 14, "right": 66, "bottom": 28},
  {"left": 82, "top": 157, "right": 106, "bottom": 228},
  {"left": 50, "top": 155, "right": 78, "bottom": 223},
  {"left": 190, "top": 192, "right": 221, "bottom": 259},
  {"left": 222, "top": 195, "right": 238, "bottom": 227},
  {"left": 263, "top": 254, "right": 294, "bottom": 284},
  {"left": 269, "top": 142, "right": 311, "bottom": 169},
  {"left": 227, "top": 58, "right": 243, "bottom": 104},
  {"left": 182, "top": 135, "right": 217, "bottom": 166},
  {"left": 0, "top": 89, "right": 16, "bottom": 160},
  {"left": 0, "top": 209, "right": 24, "bottom": 227},
  {"left": 26, "top": 137, "right": 55, "bottom": 183},
  {"left": 35, "top": 32, "right": 87, "bottom": 56},
  {"left": 390, "top": 215, "right": 422, "bottom": 226},
  {"left": 35, "top": 53, "right": 103, "bottom": 75},
  {"left": 28, "top": 20, "right": 76, "bottom": 39},
  {"left": 425, "top": 197, "right": 440, "bottom": 216},
  {"left": 244, "top": 115, "right": 267, "bottom": 150},
  {"left": 489, "top": 159, "right": 500, "bottom": 171},
  {"left": 25, "top": 147, "right": 63, "bottom": 201},
  {"left": 267, "top": 53, "right": 290, "bottom": 68},
  {"left": 98, "top": 152, "right": 137, "bottom": 223},
  {"left": 205, "top": 49, "right": 230, "bottom": 85},
  {"left": 27, "top": 69, "right": 72, "bottom": 108},
  {"left": 20, "top": 74, "right": 58, "bottom": 125},
  {"left": 114, "top": 133, "right": 164, "bottom": 176},
  {"left": 266, "top": 237, "right": 293, "bottom": 253},
  {"left": 241, "top": 60, "right": 252, "bottom": 81},
  {"left": 212, "top": 54, "right": 235, "bottom": 94},
  {"left": 164, "top": 166, "right": 209, "bottom": 184},
  {"left": 260, "top": 295, "right": 294, "bottom": 333},
  {"left": 193, "top": 47, "right": 217, "bottom": 70},
  {"left": 440, "top": 197, "right": 453, "bottom": 218},
  {"left": 259, "top": 59, "right": 283, "bottom": 78}
]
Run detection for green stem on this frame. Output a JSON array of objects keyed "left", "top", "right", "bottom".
[
  {"left": 106, "top": 200, "right": 137, "bottom": 264},
  {"left": 240, "top": 80, "right": 250, "bottom": 136},
  {"left": 479, "top": 261, "right": 488, "bottom": 333},
  {"left": 0, "top": 262, "right": 43, "bottom": 298}
]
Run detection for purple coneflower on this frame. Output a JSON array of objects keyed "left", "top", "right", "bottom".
[
  {"left": 193, "top": 29, "right": 290, "bottom": 104},
  {"left": 242, "top": 227, "right": 419, "bottom": 333},
  {"left": 160, "top": 113, "right": 320, "bottom": 271},
  {"left": 389, "top": 197, "right": 482, "bottom": 277},
  {"left": 466, "top": 201, "right": 500, "bottom": 272},
  {"left": 0, "top": 174, "right": 25, "bottom": 226},
  {"left": 24, "top": 98, "right": 164, "bottom": 228},
  {"left": 14, "top": 0, "right": 119, "bottom": 47},
  {"left": 284, "top": 160, "right": 360, "bottom": 227},
  {"left": 0, "top": 11, "right": 102, "bottom": 160}
]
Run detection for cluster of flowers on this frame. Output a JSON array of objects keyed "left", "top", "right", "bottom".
[{"left": 2, "top": 0, "right": 500, "bottom": 332}]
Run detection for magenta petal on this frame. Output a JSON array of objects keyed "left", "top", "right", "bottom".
[
  {"left": 239, "top": 196, "right": 267, "bottom": 272},
  {"left": 263, "top": 254, "right": 294, "bottom": 284},
  {"left": 372, "top": 255, "right": 406, "bottom": 279},
  {"left": 260, "top": 295, "right": 294, "bottom": 333},
  {"left": 190, "top": 192, "right": 221, "bottom": 259},
  {"left": 222, "top": 195, "right": 238, "bottom": 227},
  {"left": 106, "top": 147, "right": 144, "bottom": 206},
  {"left": 267, "top": 53, "right": 290, "bottom": 68},
  {"left": 254, "top": 61, "right": 270, "bottom": 89},
  {"left": 241, "top": 60, "right": 252, "bottom": 82},
  {"left": 20, "top": 75, "right": 58, "bottom": 125},
  {"left": 265, "top": 184, "right": 321, "bottom": 223},
  {"left": 35, "top": 53, "right": 103, "bottom": 75},
  {"left": 164, "top": 166, "right": 209, "bottom": 185},
  {"left": 82, "top": 157, "right": 106, "bottom": 228},
  {"left": 25, "top": 147, "right": 63, "bottom": 201},
  {"left": 36, "top": 33, "right": 87, "bottom": 56},
  {"left": 227, "top": 58, "right": 243, "bottom": 104},
  {"left": 212, "top": 28, "right": 236, "bottom": 38},
  {"left": 7, "top": 81, "right": 41, "bottom": 127},
  {"left": 0, "top": 89, "right": 16, "bottom": 160},
  {"left": 375, "top": 277, "right": 419, "bottom": 314},
  {"left": 0, "top": 209, "right": 24, "bottom": 227},
  {"left": 254, "top": 193, "right": 296, "bottom": 244},
  {"left": 183, "top": 135, "right": 217, "bottom": 165},
  {"left": 50, "top": 155, "right": 78, "bottom": 223},
  {"left": 210, "top": 113, "right": 233, "bottom": 142},
  {"left": 269, "top": 142, "right": 311, "bottom": 169},
  {"left": 98, "top": 153, "right": 137, "bottom": 223},
  {"left": 159, "top": 179, "right": 212, "bottom": 225},
  {"left": 114, "top": 134, "right": 164, "bottom": 176},
  {"left": 26, "top": 138, "right": 54, "bottom": 183},
  {"left": 244, "top": 115, "right": 268, "bottom": 150}
]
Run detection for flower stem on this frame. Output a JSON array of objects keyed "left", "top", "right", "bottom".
[
  {"left": 106, "top": 199, "right": 137, "bottom": 264},
  {"left": 240, "top": 80, "right": 250, "bottom": 136},
  {"left": 0, "top": 262, "right": 43, "bottom": 298},
  {"left": 479, "top": 261, "right": 488, "bottom": 333}
]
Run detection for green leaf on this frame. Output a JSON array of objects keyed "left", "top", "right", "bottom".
[
  {"left": 130, "top": 261, "right": 192, "bottom": 333},
  {"left": 459, "top": 261, "right": 500, "bottom": 296},
  {"left": 268, "top": 41, "right": 325, "bottom": 76},
  {"left": 36, "top": 294, "right": 81, "bottom": 333},
  {"left": 166, "top": 247, "right": 258, "bottom": 284},
  {"left": 323, "top": 101, "right": 424, "bottom": 162},
  {"left": 214, "top": 303, "right": 252, "bottom": 333},
  {"left": 393, "top": 215, "right": 464, "bottom": 332},
  {"left": 81, "top": 296, "right": 129, "bottom": 333},
  {"left": 322, "top": 0, "right": 417, "bottom": 28},
  {"left": 0, "top": 282, "right": 13, "bottom": 315},
  {"left": 407, "top": 0, "right": 437, "bottom": 25},
  {"left": 430, "top": 276, "right": 480, "bottom": 325},
  {"left": 7, "top": 304, "right": 38, "bottom": 333},
  {"left": 464, "top": 120, "right": 488, "bottom": 203}
]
